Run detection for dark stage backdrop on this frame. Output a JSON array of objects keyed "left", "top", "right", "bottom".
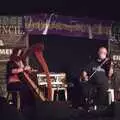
[{"left": 29, "top": 35, "right": 108, "bottom": 79}]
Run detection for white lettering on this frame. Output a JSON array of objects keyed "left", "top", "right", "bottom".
[
  {"left": 113, "top": 55, "right": 120, "bottom": 61},
  {"left": 0, "top": 49, "right": 5, "bottom": 54},
  {"left": 93, "top": 67, "right": 105, "bottom": 72},
  {"left": 0, "top": 49, "right": 12, "bottom": 55},
  {"left": 0, "top": 40, "right": 4, "bottom": 46},
  {"left": 0, "top": 25, "right": 24, "bottom": 35}
]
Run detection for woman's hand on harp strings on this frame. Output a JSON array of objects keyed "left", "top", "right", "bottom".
[
  {"left": 24, "top": 66, "right": 32, "bottom": 73},
  {"left": 24, "top": 66, "right": 38, "bottom": 73},
  {"left": 24, "top": 66, "right": 31, "bottom": 71},
  {"left": 12, "top": 68, "right": 24, "bottom": 74}
]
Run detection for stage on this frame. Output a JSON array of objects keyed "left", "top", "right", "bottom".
[
  {"left": 0, "top": 97, "right": 115, "bottom": 120},
  {"left": 0, "top": 15, "right": 119, "bottom": 120}
]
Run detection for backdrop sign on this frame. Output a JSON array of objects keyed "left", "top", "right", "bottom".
[
  {"left": 0, "top": 16, "right": 26, "bottom": 96},
  {"left": 24, "top": 14, "right": 113, "bottom": 40},
  {"left": 0, "top": 16, "right": 25, "bottom": 61}
]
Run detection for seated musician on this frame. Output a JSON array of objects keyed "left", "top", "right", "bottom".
[
  {"left": 83, "top": 47, "right": 114, "bottom": 110},
  {"left": 79, "top": 70, "right": 94, "bottom": 111},
  {"left": 6, "top": 48, "right": 36, "bottom": 110}
]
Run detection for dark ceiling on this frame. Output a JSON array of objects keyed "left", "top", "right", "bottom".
[{"left": 0, "top": 0, "right": 119, "bottom": 20}]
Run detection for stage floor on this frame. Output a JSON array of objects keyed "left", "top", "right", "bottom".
[{"left": 0, "top": 97, "right": 115, "bottom": 120}]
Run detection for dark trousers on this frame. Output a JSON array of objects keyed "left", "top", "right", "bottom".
[
  {"left": 7, "top": 80, "right": 36, "bottom": 110},
  {"left": 94, "top": 85, "right": 108, "bottom": 106},
  {"left": 80, "top": 83, "right": 96, "bottom": 110},
  {"left": 7, "top": 82, "right": 21, "bottom": 108}
]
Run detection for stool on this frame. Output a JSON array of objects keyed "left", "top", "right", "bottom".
[
  {"left": 51, "top": 87, "right": 67, "bottom": 101},
  {"left": 6, "top": 91, "right": 21, "bottom": 110}
]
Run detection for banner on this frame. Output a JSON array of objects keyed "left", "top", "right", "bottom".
[
  {"left": 0, "top": 16, "right": 26, "bottom": 96},
  {"left": 24, "top": 14, "right": 114, "bottom": 40},
  {"left": 0, "top": 16, "right": 25, "bottom": 62}
]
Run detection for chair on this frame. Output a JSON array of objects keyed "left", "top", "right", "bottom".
[
  {"left": 51, "top": 86, "right": 67, "bottom": 101},
  {"left": 108, "top": 88, "right": 115, "bottom": 105}
]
